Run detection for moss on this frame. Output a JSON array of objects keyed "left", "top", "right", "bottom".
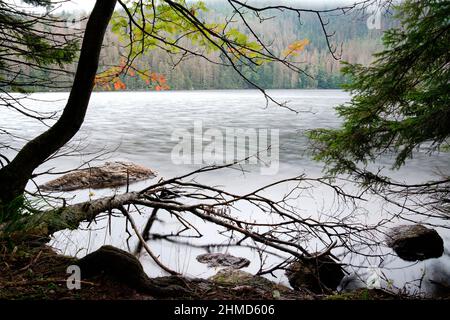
[
  {"left": 326, "top": 290, "right": 370, "bottom": 300},
  {"left": 325, "top": 288, "right": 400, "bottom": 300}
]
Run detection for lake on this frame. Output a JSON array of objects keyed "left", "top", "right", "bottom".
[{"left": 1, "top": 89, "right": 449, "bottom": 295}]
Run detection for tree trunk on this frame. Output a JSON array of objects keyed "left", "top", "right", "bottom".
[{"left": 0, "top": 0, "right": 117, "bottom": 210}]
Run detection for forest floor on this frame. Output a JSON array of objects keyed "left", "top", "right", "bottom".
[{"left": 0, "top": 242, "right": 435, "bottom": 300}]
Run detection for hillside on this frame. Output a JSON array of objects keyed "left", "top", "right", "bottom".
[{"left": 17, "top": 1, "right": 393, "bottom": 91}]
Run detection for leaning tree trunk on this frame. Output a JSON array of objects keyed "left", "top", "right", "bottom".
[{"left": 0, "top": 0, "right": 117, "bottom": 209}]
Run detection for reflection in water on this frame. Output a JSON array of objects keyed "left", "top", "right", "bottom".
[{"left": 1, "top": 90, "right": 449, "bottom": 295}]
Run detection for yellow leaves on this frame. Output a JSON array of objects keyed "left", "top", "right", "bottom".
[
  {"left": 94, "top": 66, "right": 122, "bottom": 91},
  {"left": 283, "top": 39, "right": 309, "bottom": 58},
  {"left": 94, "top": 58, "right": 128, "bottom": 90}
]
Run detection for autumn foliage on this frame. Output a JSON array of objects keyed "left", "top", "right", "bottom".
[
  {"left": 283, "top": 39, "right": 310, "bottom": 58},
  {"left": 94, "top": 58, "right": 169, "bottom": 91}
]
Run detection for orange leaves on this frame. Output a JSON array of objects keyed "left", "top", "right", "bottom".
[
  {"left": 95, "top": 73, "right": 126, "bottom": 91},
  {"left": 113, "top": 79, "right": 126, "bottom": 90},
  {"left": 94, "top": 65, "right": 122, "bottom": 90},
  {"left": 94, "top": 62, "right": 169, "bottom": 91},
  {"left": 152, "top": 75, "right": 169, "bottom": 91},
  {"left": 150, "top": 72, "right": 167, "bottom": 85},
  {"left": 153, "top": 74, "right": 170, "bottom": 91},
  {"left": 283, "top": 39, "right": 309, "bottom": 58},
  {"left": 141, "top": 71, "right": 170, "bottom": 91}
]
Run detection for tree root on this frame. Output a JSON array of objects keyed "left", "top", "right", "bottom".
[{"left": 76, "top": 245, "right": 192, "bottom": 298}]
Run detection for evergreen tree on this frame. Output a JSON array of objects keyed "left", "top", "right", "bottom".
[{"left": 309, "top": 0, "right": 450, "bottom": 216}]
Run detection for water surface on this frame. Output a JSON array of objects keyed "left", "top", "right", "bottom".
[{"left": 1, "top": 90, "right": 449, "bottom": 295}]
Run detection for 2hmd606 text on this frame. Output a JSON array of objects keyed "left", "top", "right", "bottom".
[{"left": 218, "top": 304, "right": 275, "bottom": 315}]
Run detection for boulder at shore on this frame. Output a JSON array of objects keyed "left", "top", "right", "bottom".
[
  {"left": 208, "top": 268, "right": 313, "bottom": 299},
  {"left": 196, "top": 253, "right": 250, "bottom": 269},
  {"left": 386, "top": 224, "right": 444, "bottom": 261},
  {"left": 40, "top": 161, "right": 156, "bottom": 191},
  {"left": 285, "top": 254, "right": 345, "bottom": 293},
  {"left": 209, "top": 268, "right": 269, "bottom": 286}
]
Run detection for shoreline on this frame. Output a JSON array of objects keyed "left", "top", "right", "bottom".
[{"left": 0, "top": 242, "right": 431, "bottom": 301}]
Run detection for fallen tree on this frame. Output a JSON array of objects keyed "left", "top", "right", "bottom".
[{"left": 1, "top": 159, "right": 394, "bottom": 293}]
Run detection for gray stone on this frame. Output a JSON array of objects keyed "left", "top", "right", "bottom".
[
  {"left": 40, "top": 161, "right": 156, "bottom": 191},
  {"left": 386, "top": 224, "right": 444, "bottom": 261},
  {"left": 209, "top": 268, "right": 276, "bottom": 288},
  {"left": 208, "top": 268, "right": 312, "bottom": 300},
  {"left": 196, "top": 252, "right": 250, "bottom": 269}
]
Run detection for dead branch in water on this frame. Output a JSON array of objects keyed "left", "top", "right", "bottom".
[{"left": 1, "top": 158, "right": 394, "bottom": 277}]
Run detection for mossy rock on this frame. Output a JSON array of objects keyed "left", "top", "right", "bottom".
[{"left": 209, "top": 268, "right": 288, "bottom": 291}]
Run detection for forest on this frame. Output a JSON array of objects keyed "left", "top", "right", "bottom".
[{"left": 19, "top": 1, "right": 387, "bottom": 91}]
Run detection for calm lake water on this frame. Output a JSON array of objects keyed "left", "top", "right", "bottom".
[{"left": 1, "top": 90, "right": 449, "bottom": 295}]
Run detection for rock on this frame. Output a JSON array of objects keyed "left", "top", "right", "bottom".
[
  {"left": 76, "top": 245, "right": 189, "bottom": 297},
  {"left": 40, "top": 161, "right": 156, "bottom": 191},
  {"left": 196, "top": 252, "right": 250, "bottom": 269},
  {"left": 208, "top": 268, "right": 313, "bottom": 300},
  {"left": 209, "top": 268, "right": 279, "bottom": 288},
  {"left": 386, "top": 224, "right": 444, "bottom": 261},
  {"left": 272, "top": 290, "right": 281, "bottom": 299},
  {"left": 285, "top": 255, "right": 345, "bottom": 293}
]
